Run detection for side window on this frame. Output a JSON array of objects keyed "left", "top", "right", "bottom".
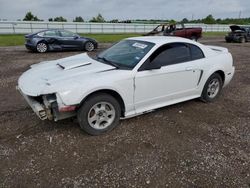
[
  {"left": 37, "top": 32, "right": 45, "bottom": 37},
  {"left": 60, "top": 31, "right": 74, "bottom": 37},
  {"left": 151, "top": 43, "right": 191, "bottom": 67},
  {"left": 189, "top": 44, "right": 204, "bottom": 60},
  {"left": 44, "top": 30, "right": 58, "bottom": 37}
]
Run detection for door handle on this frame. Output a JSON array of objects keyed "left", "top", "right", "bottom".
[{"left": 185, "top": 67, "right": 193, "bottom": 71}]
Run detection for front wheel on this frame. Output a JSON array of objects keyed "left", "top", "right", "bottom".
[
  {"left": 239, "top": 37, "right": 246, "bottom": 43},
  {"left": 201, "top": 73, "right": 223, "bottom": 102},
  {"left": 77, "top": 94, "right": 121, "bottom": 135}
]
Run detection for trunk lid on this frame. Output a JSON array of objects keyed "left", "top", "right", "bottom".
[{"left": 206, "top": 45, "right": 229, "bottom": 54}]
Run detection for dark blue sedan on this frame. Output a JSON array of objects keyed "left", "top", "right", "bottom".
[{"left": 25, "top": 29, "right": 98, "bottom": 53}]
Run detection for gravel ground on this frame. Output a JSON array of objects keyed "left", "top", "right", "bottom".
[{"left": 0, "top": 37, "right": 249, "bottom": 188}]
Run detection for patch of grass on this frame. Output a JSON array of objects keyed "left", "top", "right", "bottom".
[
  {"left": 0, "top": 34, "right": 25, "bottom": 46},
  {"left": 0, "top": 33, "right": 141, "bottom": 46},
  {"left": 0, "top": 32, "right": 227, "bottom": 46},
  {"left": 203, "top": 32, "right": 227, "bottom": 37}
]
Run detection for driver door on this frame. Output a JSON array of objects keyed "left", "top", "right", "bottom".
[
  {"left": 58, "top": 30, "right": 81, "bottom": 49},
  {"left": 134, "top": 43, "right": 202, "bottom": 113}
]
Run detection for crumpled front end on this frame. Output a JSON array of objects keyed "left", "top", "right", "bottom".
[
  {"left": 17, "top": 53, "right": 115, "bottom": 121},
  {"left": 17, "top": 87, "right": 76, "bottom": 121}
]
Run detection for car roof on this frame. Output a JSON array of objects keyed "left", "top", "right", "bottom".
[
  {"left": 126, "top": 36, "right": 196, "bottom": 46},
  {"left": 36, "top": 29, "right": 72, "bottom": 33}
]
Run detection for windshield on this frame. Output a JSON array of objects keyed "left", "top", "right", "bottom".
[{"left": 96, "top": 40, "right": 155, "bottom": 69}]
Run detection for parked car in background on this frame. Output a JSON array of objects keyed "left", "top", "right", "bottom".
[
  {"left": 225, "top": 25, "right": 250, "bottom": 43},
  {"left": 144, "top": 23, "right": 202, "bottom": 41},
  {"left": 25, "top": 29, "right": 98, "bottom": 53},
  {"left": 18, "top": 36, "right": 234, "bottom": 135}
]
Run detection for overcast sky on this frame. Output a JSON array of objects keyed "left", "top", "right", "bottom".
[{"left": 0, "top": 0, "right": 249, "bottom": 21}]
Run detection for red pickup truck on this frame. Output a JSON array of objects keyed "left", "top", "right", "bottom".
[{"left": 144, "top": 23, "right": 202, "bottom": 41}]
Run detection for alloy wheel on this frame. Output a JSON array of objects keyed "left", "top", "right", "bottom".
[
  {"left": 87, "top": 102, "right": 115, "bottom": 130},
  {"left": 207, "top": 78, "right": 220, "bottom": 99},
  {"left": 36, "top": 43, "right": 47, "bottom": 53},
  {"left": 85, "top": 42, "right": 94, "bottom": 52}
]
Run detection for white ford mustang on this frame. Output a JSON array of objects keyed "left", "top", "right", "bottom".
[{"left": 18, "top": 36, "right": 235, "bottom": 135}]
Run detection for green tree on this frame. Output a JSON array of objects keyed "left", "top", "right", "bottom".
[
  {"left": 53, "top": 16, "right": 67, "bottom": 22},
  {"left": 109, "top": 19, "right": 119, "bottom": 23},
  {"left": 202, "top": 14, "right": 216, "bottom": 24},
  {"left": 90, "top": 13, "right": 105, "bottom": 22},
  {"left": 73, "top": 16, "right": 84, "bottom": 22},
  {"left": 181, "top": 18, "right": 189, "bottom": 23},
  {"left": 169, "top": 19, "right": 176, "bottom": 24},
  {"left": 48, "top": 18, "right": 53, "bottom": 22},
  {"left": 23, "top": 11, "right": 41, "bottom": 21}
]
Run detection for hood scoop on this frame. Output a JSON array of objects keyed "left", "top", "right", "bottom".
[
  {"left": 57, "top": 61, "right": 91, "bottom": 70},
  {"left": 56, "top": 53, "right": 92, "bottom": 70}
]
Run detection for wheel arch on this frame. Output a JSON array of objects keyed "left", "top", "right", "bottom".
[
  {"left": 37, "top": 39, "right": 48, "bottom": 45},
  {"left": 200, "top": 69, "right": 225, "bottom": 93},
  {"left": 214, "top": 70, "right": 225, "bottom": 85},
  {"left": 204, "top": 68, "right": 225, "bottom": 84},
  {"left": 190, "top": 33, "right": 199, "bottom": 40},
  {"left": 78, "top": 89, "right": 126, "bottom": 117}
]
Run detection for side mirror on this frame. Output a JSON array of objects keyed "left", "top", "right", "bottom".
[
  {"left": 74, "top": 35, "right": 79, "bottom": 39},
  {"left": 144, "top": 63, "right": 161, "bottom": 70}
]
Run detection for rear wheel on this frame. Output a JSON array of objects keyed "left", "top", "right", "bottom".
[
  {"left": 77, "top": 93, "right": 121, "bottom": 135},
  {"left": 201, "top": 73, "right": 223, "bottom": 102},
  {"left": 84, "top": 41, "right": 95, "bottom": 52},
  {"left": 191, "top": 36, "right": 198, "bottom": 41},
  {"left": 36, "top": 42, "right": 48, "bottom": 53}
]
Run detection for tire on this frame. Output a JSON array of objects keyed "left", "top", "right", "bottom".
[
  {"left": 201, "top": 73, "right": 223, "bottom": 102},
  {"left": 191, "top": 36, "right": 198, "bottom": 41},
  {"left": 84, "top": 41, "right": 95, "bottom": 52},
  {"left": 77, "top": 93, "right": 121, "bottom": 135},
  {"left": 36, "top": 42, "right": 48, "bottom": 53},
  {"left": 239, "top": 37, "right": 246, "bottom": 43}
]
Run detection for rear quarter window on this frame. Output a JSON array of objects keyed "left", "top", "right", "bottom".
[{"left": 189, "top": 44, "right": 205, "bottom": 60}]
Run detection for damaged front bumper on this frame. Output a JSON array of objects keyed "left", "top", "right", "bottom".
[{"left": 17, "top": 87, "right": 76, "bottom": 121}]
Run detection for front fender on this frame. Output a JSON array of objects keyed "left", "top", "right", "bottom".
[{"left": 57, "top": 85, "right": 126, "bottom": 106}]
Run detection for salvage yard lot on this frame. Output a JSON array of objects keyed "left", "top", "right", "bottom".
[{"left": 0, "top": 37, "right": 249, "bottom": 187}]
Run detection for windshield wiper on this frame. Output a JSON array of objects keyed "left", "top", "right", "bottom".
[{"left": 97, "top": 56, "right": 120, "bottom": 69}]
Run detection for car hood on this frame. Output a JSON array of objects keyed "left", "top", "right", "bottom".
[
  {"left": 18, "top": 53, "right": 115, "bottom": 96},
  {"left": 230, "top": 25, "right": 245, "bottom": 32}
]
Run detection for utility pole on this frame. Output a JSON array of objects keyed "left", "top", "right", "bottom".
[{"left": 238, "top": 11, "right": 242, "bottom": 19}]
